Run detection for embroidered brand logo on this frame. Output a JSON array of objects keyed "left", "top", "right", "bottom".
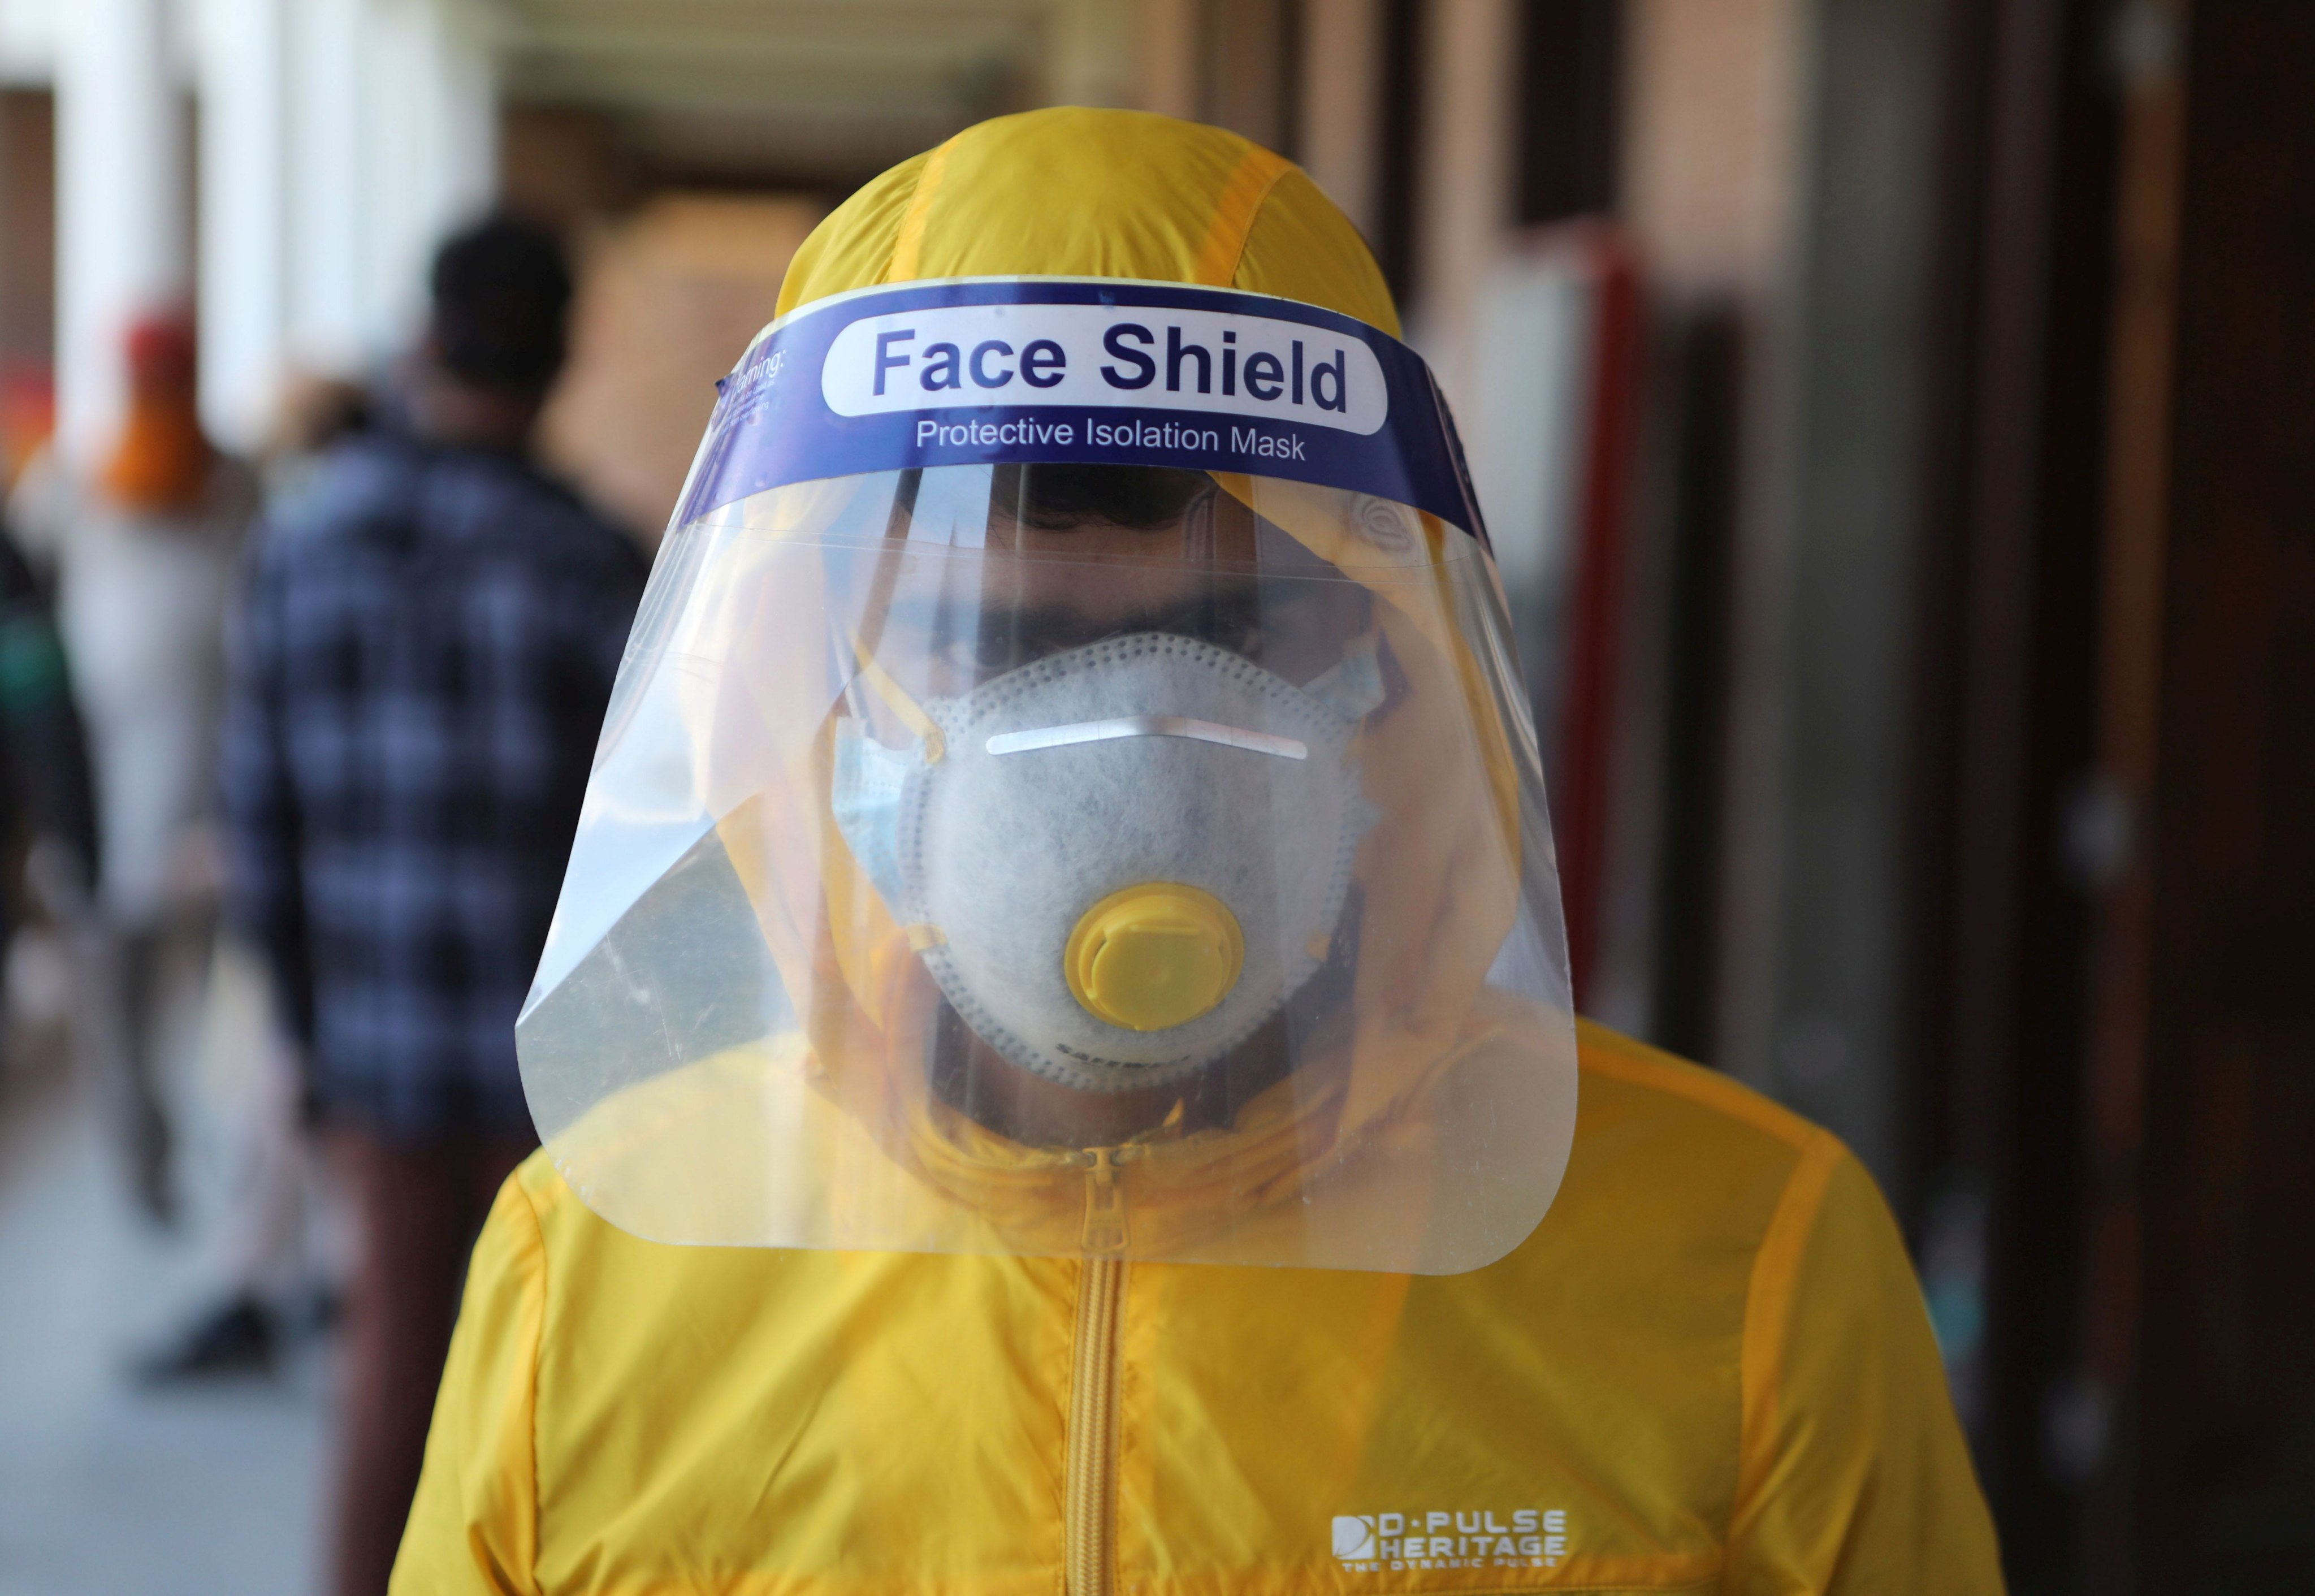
[{"left": 1330, "top": 1508, "right": 1571, "bottom": 1572}]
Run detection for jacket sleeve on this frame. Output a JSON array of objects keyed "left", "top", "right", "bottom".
[
  {"left": 391, "top": 1174, "right": 549, "bottom": 1596},
  {"left": 1724, "top": 1136, "right": 2005, "bottom": 1594}
]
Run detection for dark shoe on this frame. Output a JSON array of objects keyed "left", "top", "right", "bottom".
[{"left": 132, "top": 1295, "right": 278, "bottom": 1384}]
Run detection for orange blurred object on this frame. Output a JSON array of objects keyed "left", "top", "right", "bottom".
[{"left": 99, "top": 310, "right": 216, "bottom": 513}]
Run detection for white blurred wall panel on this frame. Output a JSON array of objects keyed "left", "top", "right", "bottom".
[
  {"left": 1411, "top": 0, "right": 1514, "bottom": 416},
  {"left": 1463, "top": 242, "right": 1598, "bottom": 765},
  {"left": 196, "top": 0, "right": 288, "bottom": 447},
  {"left": 1470, "top": 253, "right": 1595, "bottom": 608},
  {"left": 189, "top": 0, "right": 497, "bottom": 442},
  {"left": 356, "top": 0, "right": 497, "bottom": 350},
  {"left": 54, "top": 0, "right": 185, "bottom": 461},
  {"left": 285, "top": 0, "right": 368, "bottom": 373},
  {"left": 0, "top": 0, "right": 60, "bottom": 84}
]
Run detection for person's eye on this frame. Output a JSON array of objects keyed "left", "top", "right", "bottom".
[
  {"left": 947, "top": 630, "right": 1023, "bottom": 674},
  {"left": 1196, "top": 605, "right": 1262, "bottom": 658}
]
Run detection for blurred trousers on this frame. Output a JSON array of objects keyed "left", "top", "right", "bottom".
[{"left": 330, "top": 1129, "right": 533, "bottom": 1596}]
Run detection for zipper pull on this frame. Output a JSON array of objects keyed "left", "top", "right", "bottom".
[{"left": 1081, "top": 1147, "right": 1130, "bottom": 1256}]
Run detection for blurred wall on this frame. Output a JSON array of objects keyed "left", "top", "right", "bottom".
[
  {"left": 0, "top": 88, "right": 53, "bottom": 479},
  {"left": 1746, "top": 0, "right": 1952, "bottom": 1204},
  {"left": 0, "top": 89, "right": 51, "bottom": 373},
  {"left": 1596, "top": 0, "right": 1805, "bottom": 1062},
  {"left": 536, "top": 196, "right": 820, "bottom": 542}
]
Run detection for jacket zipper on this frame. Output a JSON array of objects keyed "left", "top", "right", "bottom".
[{"left": 1066, "top": 1152, "right": 1130, "bottom": 1596}]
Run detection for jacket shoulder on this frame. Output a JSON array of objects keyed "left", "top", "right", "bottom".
[
  {"left": 1526, "top": 1018, "right": 1851, "bottom": 1309},
  {"left": 259, "top": 435, "right": 642, "bottom": 581},
  {"left": 475, "top": 462, "right": 644, "bottom": 577},
  {"left": 250, "top": 436, "right": 414, "bottom": 559},
  {"left": 513, "top": 1145, "right": 583, "bottom": 1228},
  {"left": 1573, "top": 1018, "right": 1824, "bottom": 1162},
  {"left": 508, "top": 1145, "right": 699, "bottom": 1277}
]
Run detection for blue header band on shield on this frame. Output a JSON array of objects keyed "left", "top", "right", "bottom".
[{"left": 674, "top": 277, "right": 1491, "bottom": 546}]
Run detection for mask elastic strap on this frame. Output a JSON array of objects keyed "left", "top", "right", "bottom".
[
  {"left": 1304, "top": 629, "right": 1388, "bottom": 723},
  {"left": 840, "top": 632, "right": 947, "bottom": 763}
]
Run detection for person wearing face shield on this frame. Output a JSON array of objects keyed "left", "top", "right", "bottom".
[{"left": 393, "top": 110, "right": 2001, "bottom": 1595}]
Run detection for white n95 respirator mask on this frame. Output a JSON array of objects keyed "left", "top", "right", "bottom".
[{"left": 834, "top": 630, "right": 1385, "bottom": 1093}]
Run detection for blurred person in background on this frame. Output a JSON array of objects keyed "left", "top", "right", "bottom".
[
  {"left": 219, "top": 215, "right": 644, "bottom": 1596},
  {"left": 0, "top": 515, "right": 100, "bottom": 1069},
  {"left": 260, "top": 369, "right": 374, "bottom": 503},
  {"left": 7, "top": 312, "right": 258, "bottom": 1222},
  {"left": 134, "top": 369, "right": 378, "bottom": 1385}
]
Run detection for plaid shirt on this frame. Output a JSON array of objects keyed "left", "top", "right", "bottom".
[{"left": 222, "top": 435, "right": 646, "bottom": 1141}]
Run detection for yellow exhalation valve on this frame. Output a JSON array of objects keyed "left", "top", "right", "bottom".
[{"left": 1064, "top": 883, "right": 1245, "bottom": 1032}]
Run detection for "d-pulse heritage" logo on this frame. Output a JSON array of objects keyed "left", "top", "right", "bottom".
[{"left": 1331, "top": 1507, "right": 1572, "bottom": 1572}]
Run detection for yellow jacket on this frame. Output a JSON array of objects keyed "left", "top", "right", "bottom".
[
  {"left": 400, "top": 110, "right": 1997, "bottom": 1594},
  {"left": 394, "top": 1020, "right": 1999, "bottom": 1595}
]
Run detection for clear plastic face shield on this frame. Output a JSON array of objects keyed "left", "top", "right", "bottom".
[{"left": 519, "top": 280, "right": 1577, "bottom": 1273}]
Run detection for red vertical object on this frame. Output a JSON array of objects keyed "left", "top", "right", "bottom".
[{"left": 1555, "top": 233, "right": 1643, "bottom": 1011}]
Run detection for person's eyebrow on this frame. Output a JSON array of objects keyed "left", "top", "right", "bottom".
[{"left": 864, "top": 578, "right": 1279, "bottom": 665}]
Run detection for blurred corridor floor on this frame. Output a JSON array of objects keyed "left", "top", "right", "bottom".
[{"left": 0, "top": 1062, "right": 328, "bottom": 1596}]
